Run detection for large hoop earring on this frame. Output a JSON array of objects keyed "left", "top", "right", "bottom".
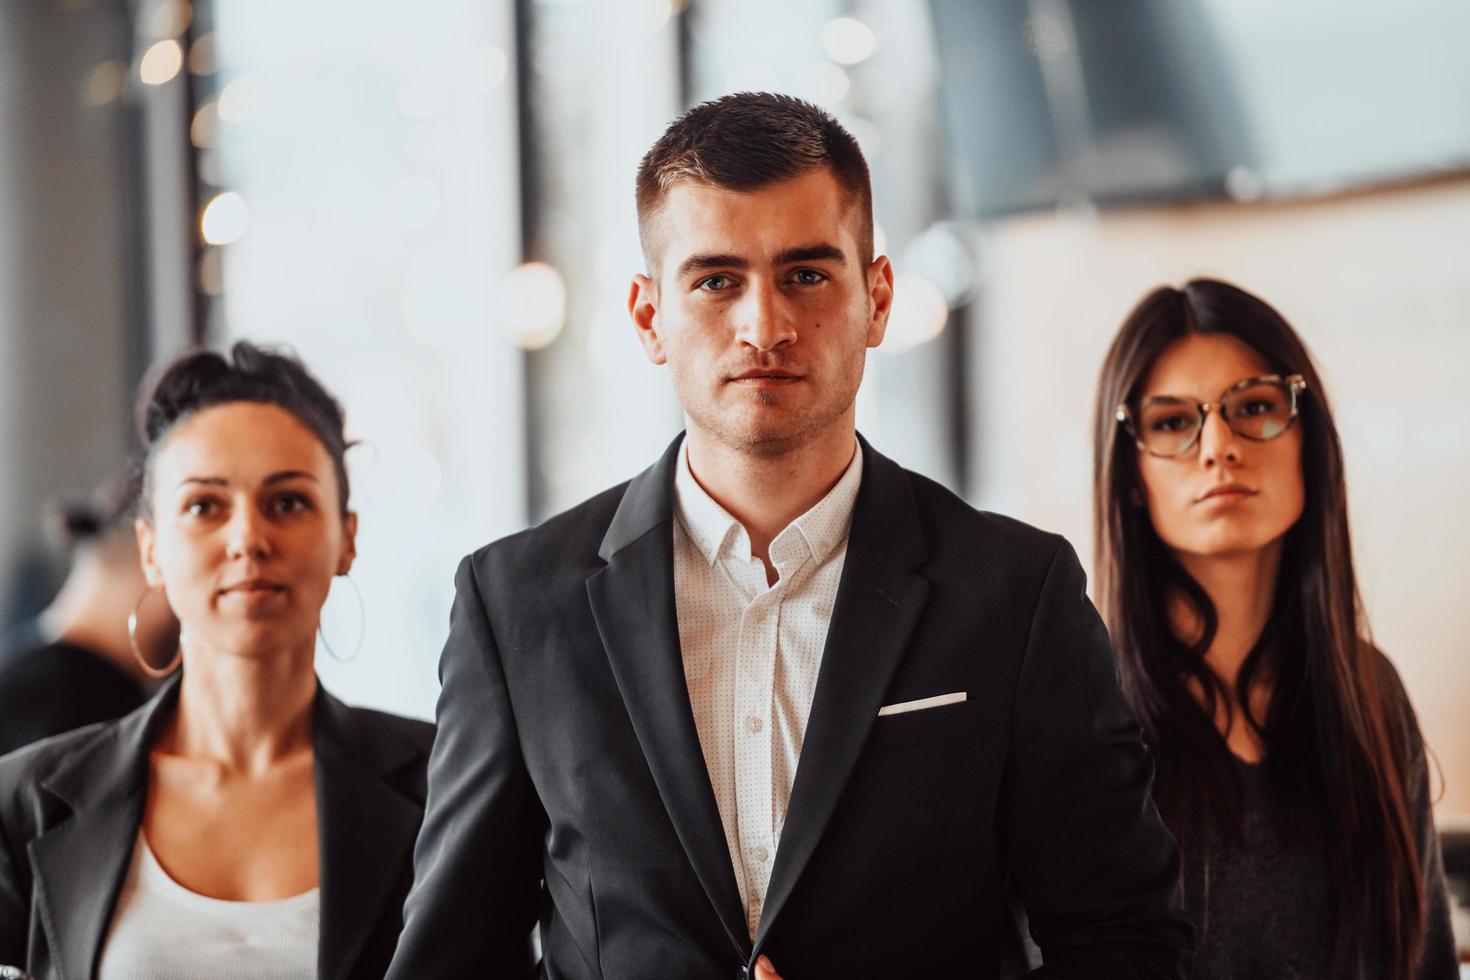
[
  {"left": 318, "top": 574, "right": 364, "bottom": 663},
  {"left": 128, "top": 587, "right": 182, "bottom": 678}
]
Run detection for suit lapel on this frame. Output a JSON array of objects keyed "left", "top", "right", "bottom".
[
  {"left": 755, "top": 439, "right": 930, "bottom": 946},
  {"left": 314, "top": 689, "right": 425, "bottom": 980},
  {"left": 30, "top": 796, "right": 144, "bottom": 979},
  {"left": 30, "top": 679, "right": 178, "bottom": 979},
  {"left": 27, "top": 677, "right": 422, "bottom": 980},
  {"left": 587, "top": 435, "right": 752, "bottom": 960}
]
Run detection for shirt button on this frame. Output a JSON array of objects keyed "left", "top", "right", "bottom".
[
  {"left": 745, "top": 716, "right": 763, "bottom": 733},
  {"left": 753, "top": 846, "right": 769, "bottom": 863}
]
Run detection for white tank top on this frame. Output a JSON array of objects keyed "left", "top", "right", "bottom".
[{"left": 97, "top": 835, "right": 319, "bottom": 979}]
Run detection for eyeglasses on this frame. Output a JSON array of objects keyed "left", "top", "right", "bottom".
[{"left": 1116, "top": 373, "right": 1307, "bottom": 458}]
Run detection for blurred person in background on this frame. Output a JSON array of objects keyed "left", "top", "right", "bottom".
[
  {"left": 0, "top": 475, "right": 163, "bottom": 756},
  {"left": 0, "top": 342, "right": 433, "bottom": 979},
  {"left": 389, "top": 92, "right": 1190, "bottom": 980},
  {"left": 1093, "top": 278, "right": 1456, "bottom": 979}
]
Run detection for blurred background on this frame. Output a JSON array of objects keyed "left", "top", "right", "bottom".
[{"left": 2, "top": 0, "right": 1467, "bottom": 877}]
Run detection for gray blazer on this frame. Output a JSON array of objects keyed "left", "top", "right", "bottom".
[{"left": 0, "top": 675, "right": 433, "bottom": 979}]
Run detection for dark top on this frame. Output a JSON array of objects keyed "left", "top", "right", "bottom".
[
  {"left": 1180, "top": 667, "right": 1458, "bottom": 979},
  {"left": 0, "top": 639, "right": 148, "bottom": 757},
  {"left": 0, "top": 674, "right": 435, "bottom": 980},
  {"left": 386, "top": 433, "right": 1192, "bottom": 979}
]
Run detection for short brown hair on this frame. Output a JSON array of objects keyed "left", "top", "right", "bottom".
[{"left": 635, "top": 92, "right": 873, "bottom": 272}]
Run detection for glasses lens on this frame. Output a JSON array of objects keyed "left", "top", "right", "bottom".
[
  {"left": 1136, "top": 400, "right": 1200, "bottom": 456},
  {"left": 1223, "top": 381, "right": 1294, "bottom": 440}
]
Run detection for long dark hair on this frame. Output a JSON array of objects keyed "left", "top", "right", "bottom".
[{"left": 1092, "top": 278, "right": 1425, "bottom": 977}]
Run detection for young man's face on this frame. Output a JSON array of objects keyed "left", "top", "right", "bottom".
[{"left": 630, "top": 167, "right": 893, "bottom": 459}]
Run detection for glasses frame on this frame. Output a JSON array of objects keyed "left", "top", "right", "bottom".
[{"left": 1116, "top": 373, "right": 1308, "bottom": 458}]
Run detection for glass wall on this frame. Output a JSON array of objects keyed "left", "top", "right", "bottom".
[{"left": 207, "top": 0, "right": 524, "bottom": 716}]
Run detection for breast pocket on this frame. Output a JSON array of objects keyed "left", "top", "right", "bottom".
[{"left": 863, "top": 698, "right": 983, "bottom": 754}]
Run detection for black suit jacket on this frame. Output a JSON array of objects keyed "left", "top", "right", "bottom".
[
  {"left": 389, "top": 435, "right": 1191, "bottom": 979},
  {"left": 0, "top": 674, "right": 434, "bottom": 979},
  {"left": 0, "top": 640, "right": 148, "bottom": 757}
]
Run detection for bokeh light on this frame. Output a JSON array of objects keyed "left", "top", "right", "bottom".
[
  {"left": 189, "top": 32, "right": 218, "bottom": 76},
  {"left": 498, "top": 262, "right": 567, "bottom": 351},
  {"left": 139, "top": 39, "right": 183, "bottom": 86},
  {"left": 197, "top": 246, "right": 223, "bottom": 295},
  {"left": 200, "top": 191, "right": 249, "bottom": 245},
  {"left": 902, "top": 223, "right": 982, "bottom": 308},
  {"left": 149, "top": 0, "right": 192, "bottom": 40},
  {"left": 190, "top": 101, "right": 220, "bottom": 148},
  {"left": 821, "top": 17, "right": 877, "bottom": 66},
  {"left": 217, "top": 77, "right": 263, "bottom": 122},
  {"left": 1226, "top": 165, "right": 1267, "bottom": 202},
  {"left": 881, "top": 273, "right": 949, "bottom": 353},
  {"left": 794, "top": 61, "right": 850, "bottom": 107},
  {"left": 82, "top": 61, "right": 126, "bottom": 106}
]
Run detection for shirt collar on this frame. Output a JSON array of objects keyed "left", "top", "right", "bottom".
[
  {"left": 673, "top": 435, "right": 864, "bottom": 567},
  {"left": 790, "top": 441, "right": 863, "bottom": 563}
]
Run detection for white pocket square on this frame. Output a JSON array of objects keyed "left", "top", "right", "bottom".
[{"left": 877, "top": 691, "right": 967, "bottom": 716}]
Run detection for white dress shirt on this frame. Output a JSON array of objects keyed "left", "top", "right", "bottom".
[{"left": 673, "top": 436, "right": 863, "bottom": 938}]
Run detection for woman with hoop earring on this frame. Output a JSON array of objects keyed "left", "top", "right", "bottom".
[
  {"left": 1092, "top": 279, "right": 1455, "bottom": 979},
  {"left": 0, "top": 342, "right": 433, "bottom": 979}
]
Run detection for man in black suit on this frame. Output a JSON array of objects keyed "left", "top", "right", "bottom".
[{"left": 388, "top": 92, "right": 1190, "bottom": 979}]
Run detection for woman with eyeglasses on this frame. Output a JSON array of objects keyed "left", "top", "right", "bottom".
[
  {"left": 0, "top": 342, "right": 433, "bottom": 979},
  {"left": 1092, "top": 278, "right": 1455, "bottom": 979}
]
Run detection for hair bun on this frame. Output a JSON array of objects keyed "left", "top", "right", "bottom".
[
  {"left": 135, "top": 341, "right": 353, "bottom": 516},
  {"left": 58, "top": 503, "right": 103, "bottom": 541}
]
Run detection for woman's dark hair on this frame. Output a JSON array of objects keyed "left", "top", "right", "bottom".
[
  {"left": 1092, "top": 278, "right": 1425, "bottom": 978},
  {"left": 46, "top": 470, "right": 142, "bottom": 550},
  {"left": 136, "top": 341, "right": 353, "bottom": 516}
]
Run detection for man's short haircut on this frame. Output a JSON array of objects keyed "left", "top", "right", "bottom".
[{"left": 635, "top": 92, "right": 874, "bottom": 273}]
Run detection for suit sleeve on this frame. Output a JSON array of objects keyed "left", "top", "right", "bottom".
[
  {"left": 0, "top": 751, "right": 36, "bottom": 967},
  {"left": 386, "top": 555, "right": 546, "bottom": 977},
  {"left": 1002, "top": 539, "right": 1193, "bottom": 980},
  {"left": 0, "top": 819, "right": 25, "bottom": 965}
]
